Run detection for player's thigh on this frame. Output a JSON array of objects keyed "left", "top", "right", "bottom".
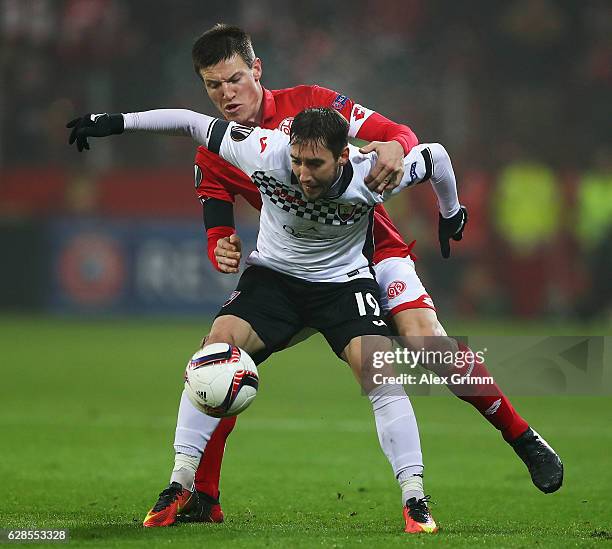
[
  {"left": 374, "top": 256, "right": 437, "bottom": 320},
  {"left": 214, "top": 266, "right": 302, "bottom": 363},
  {"left": 304, "top": 277, "right": 390, "bottom": 359}
]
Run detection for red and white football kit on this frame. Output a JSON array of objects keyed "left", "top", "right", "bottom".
[{"left": 195, "top": 85, "right": 435, "bottom": 315}]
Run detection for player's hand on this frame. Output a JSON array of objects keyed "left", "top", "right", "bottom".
[
  {"left": 439, "top": 206, "right": 468, "bottom": 259},
  {"left": 215, "top": 234, "right": 242, "bottom": 273},
  {"left": 66, "top": 113, "right": 124, "bottom": 152},
  {"left": 360, "top": 140, "right": 405, "bottom": 193}
]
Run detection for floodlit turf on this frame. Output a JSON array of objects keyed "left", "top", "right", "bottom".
[{"left": 0, "top": 315, "right": 610, "bottom": 547}]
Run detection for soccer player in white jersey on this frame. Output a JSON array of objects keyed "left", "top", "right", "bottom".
[{"left": 68, "top": 106, "right": 472, "bottom": 533}]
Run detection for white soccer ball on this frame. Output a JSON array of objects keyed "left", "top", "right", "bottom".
[{"left": 184, "top": 343, "right": 259, "bottom": 418}]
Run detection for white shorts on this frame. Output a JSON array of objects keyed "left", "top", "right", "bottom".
[{"left": 374, "top": 256, "right": 436, "bottom": 317}]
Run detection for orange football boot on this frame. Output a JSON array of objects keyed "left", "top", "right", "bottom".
[
  {"left": 403, "top": 496, "right": 438, "bottom": 534},
  {"left": 143, "top": 482, "right": 196, "bottom": 527}
]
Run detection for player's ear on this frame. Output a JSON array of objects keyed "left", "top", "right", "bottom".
[
  {"left": 339, "top": 146, "right": 350, "bottom": 166},
  {"left": 252, "top": 58, "right": 262, "bottom": 81}
]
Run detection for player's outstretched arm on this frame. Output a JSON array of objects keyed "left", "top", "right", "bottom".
[
  {"left": 384, "top": 143, "right": 468, "bottom": 258},
  {"left": 67, "top": 109, "right": 272, "bottom": 181},
  {"left": 66, "top": 110, "right": 218, "bottom": 152}
]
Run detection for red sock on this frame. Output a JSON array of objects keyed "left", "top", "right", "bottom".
[
  {"left": 194, "top": 416, "right": 237, "bottom": 498},
  {"left": 448, "top": 343, "right": 529, "bottom": 442}
]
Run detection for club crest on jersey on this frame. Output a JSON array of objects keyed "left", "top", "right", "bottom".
[
  {"left": 230, "top": 125, "right": 254, "bottom": 142},
  {"left": 336, "top": 204, "right": 357, "bottom": 222},
  {"left": 277, "top": 117, "right": 294, "bottom": 135},
  {"left": 387, "top": 280, "right": 407, "bottom": 299},
  {"left": 222, "top": 291, "right": 241, "bottom": 307},
  {"left": 331, "top": 94, "right": 349, "bottom": 111}
]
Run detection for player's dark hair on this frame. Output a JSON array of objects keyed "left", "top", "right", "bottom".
[
  {"left": 192, "top": 24, "right": 256, "bottom": 77},
  {"left": 290, "top": 108, "right": 349, "bottom": 159}
]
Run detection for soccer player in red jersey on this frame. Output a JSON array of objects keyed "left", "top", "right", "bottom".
[{"left": 67, "top": 23, "right": 562, "bottom": 531}]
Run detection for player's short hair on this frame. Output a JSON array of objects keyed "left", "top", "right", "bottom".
[
  {"left": 290, "top": 108, "right": 349, "bottom": 159},
  {"left": 192, "top": 24, "right": 256, "bottom": 77}
]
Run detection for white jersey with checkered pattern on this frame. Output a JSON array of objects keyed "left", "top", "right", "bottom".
[
  {"left": 213, "top": 121, "right": 425, "bottom": 283},
  {"left": 122, "top": 110, "right": 458, "bottom": 283}
]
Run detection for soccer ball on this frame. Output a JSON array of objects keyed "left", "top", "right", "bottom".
[{"left": 184, "top": 343, "right": 259, "bottom": 418}]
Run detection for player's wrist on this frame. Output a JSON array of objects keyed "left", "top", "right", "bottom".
[
  {"left": 391, "top": 136, "right": 412, "bottom": 156},
  {"left": 108, "top": 113, "right": 125, "bottom": 134}
]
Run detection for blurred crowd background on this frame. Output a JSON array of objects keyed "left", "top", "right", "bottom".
[{"left": 1, "top": 0, "right": 611, "bottom": 322}]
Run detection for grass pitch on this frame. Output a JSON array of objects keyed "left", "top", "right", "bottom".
[{"left": 0, "top": 315, "right": 610, "bottom": 547}]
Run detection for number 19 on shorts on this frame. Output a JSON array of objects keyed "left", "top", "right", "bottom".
[{"left": 355, "top": 292, "right": 386, "bottom": 326}]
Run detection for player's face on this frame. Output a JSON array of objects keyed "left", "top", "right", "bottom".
[
  {"left": 200, "top": 55, "right": 263, "bottom": 125},
  {"left": 290, "top": 142, "right": 350, "bottom": 200}
]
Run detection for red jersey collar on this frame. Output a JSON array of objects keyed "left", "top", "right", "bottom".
[{"left": 260, "top": 87, "right": 276, "bottom": 125}]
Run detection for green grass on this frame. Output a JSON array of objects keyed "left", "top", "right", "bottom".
[{"left": 0, "top": 315, "right": 610, "bottom": 547}]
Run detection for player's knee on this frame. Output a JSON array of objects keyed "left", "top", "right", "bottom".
[
  {"left": 206, "top": 330, "right": 238, "bottom": 346},
  {"left": 205, "top": 315, "right": 266, "bottom": 355},
  {"left": 394, "top": 309, "right": 445, "bottom": 337},
  {"left": 206, "top": 318, "right": 240, "bottom": 346}
]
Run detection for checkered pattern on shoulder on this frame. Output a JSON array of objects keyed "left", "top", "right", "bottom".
[{"left": 251, "top": 171, "right": 371, "bottom": 226}]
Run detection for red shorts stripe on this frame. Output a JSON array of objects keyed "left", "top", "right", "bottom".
[{"left": 388, "top": 294, "right": 436, "bottom": 317}]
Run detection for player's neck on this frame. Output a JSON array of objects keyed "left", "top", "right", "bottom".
[
  {"left": 252, "top": 85, "right": 265, "bottom": 126},
  {"left": 321, "top": 166, "right": 344, "bottom": 199}
]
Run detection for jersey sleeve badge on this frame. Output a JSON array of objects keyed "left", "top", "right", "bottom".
[{"left": 331, "top": 94, "right": 349, "bottom": 111}]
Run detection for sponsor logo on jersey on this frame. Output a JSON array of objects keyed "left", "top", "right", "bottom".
[
  {"left": 274, "top": 187, "right": 306, "bottom": 207},
  {"left": 331, "top": 94, "right": 349, "bottom": 111},
  {"left": 277, "top": 117, "right": 294, "bottom": 135},
  {"left": 260, "top": 136, "right": 268, "bottom": 153},
  {"left": 387, "top": 280, "right": 407, "bottom": 299},
  {"left": 336, "top": 204, "right": 357, "bottom": 222},
  {"left": 194, "top": 164, "right": 203, "bottom": 188},
  {"left": 283, "top": 224, "right": 326, "bottom": 240},
  {"left": 222, "top": 290, "right": 241, "bottom": 307},
  {"left": 230, "top": 125, "right": 254, "bottom": 142}
]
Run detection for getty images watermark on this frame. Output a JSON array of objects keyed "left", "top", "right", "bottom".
[
  {"left": 360, "top": 336, "right": 611, "bottom": 396},
  {"left": 371, "top": 346, "right": 492, "bottom": 387}
]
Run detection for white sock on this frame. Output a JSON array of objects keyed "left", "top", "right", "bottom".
[
  {"left": 170, "top": 453, "right": 199, "bottom": 490},
  {"left": 398, "top": 470, "right": 425, "bottom": 504},
  {"left": 171, "top": 390, "right": 222, "bottom": 489},
  {"left": 368, "top": 384, "right": 424, "bottom": 504},
  {"left": 174, "top": 390, "right": 221, "bottom": 456}
]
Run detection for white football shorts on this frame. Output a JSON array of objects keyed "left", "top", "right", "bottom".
[{"left": 374, "top": 256, "right": 436, "bottom": 317}]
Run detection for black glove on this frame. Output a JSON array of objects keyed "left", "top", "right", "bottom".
[
  {"left": 66, "top": 113, "right": 124, "bottom": 152},
  {"left": 438, "top": 205, "right": 468, "bottom": 259}
]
